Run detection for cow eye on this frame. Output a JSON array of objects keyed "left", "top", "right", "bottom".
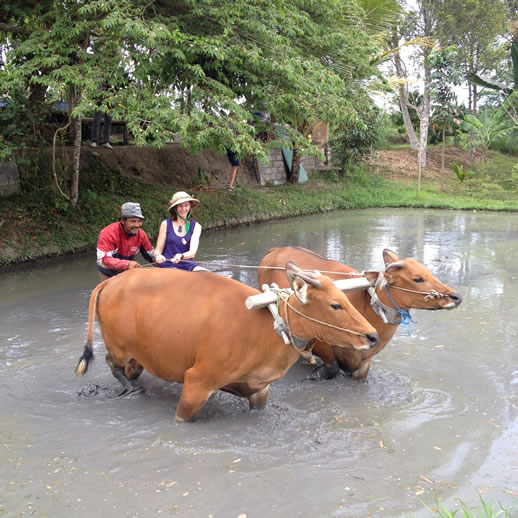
[
  {"left": 413, "top": 277, "right": 425, "bottom": 283},
  {"left": 331, "top": 303, "right": 343, "bottom": 310}
]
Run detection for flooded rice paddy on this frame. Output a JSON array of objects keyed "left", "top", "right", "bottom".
[{"left": 0, "top": 208, "right": 517, "bottom": 517}]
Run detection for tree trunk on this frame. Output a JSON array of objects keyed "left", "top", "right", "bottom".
[
  {"left": 393, "top": 49, "right": 419, "bottom": 150},
  {"left": 417, "top": 148, "right": 422, "bottom": 195},
  {"left": 289, "top": 144, "right": 300, "bottom": 184},
  {"left": 417, "top": 59, "right": 431, "bottom": 170},
  {"left": 440, "top": 121, "right": 446, "bottom": 193},
  {"left": 70, "top": 87, "right": 82, "bottom": 206}
]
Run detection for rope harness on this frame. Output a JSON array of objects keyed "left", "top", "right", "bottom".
[
  {"left": 367, "top": 271, "right": 448, "bottom": 330},
  {"left": 385, "top": 284, "right": 447, "bottom": 300},
  {"left": 145, "top": 259, "right": 364, "bottom": 277},
  {"left": 265, "top": 285, "right": 370, "bottom": 364}
]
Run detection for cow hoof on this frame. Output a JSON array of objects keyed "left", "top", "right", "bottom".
[
  {"left": 306, "top": 364, "right": 339, "bottom": 381},
  {"left": 115, "top": 385, "right": 144, "bottom": 398},
  {"left": 116, "top": 387, "right": 129, "bottom": 398},
  {"left": 318, "top": 364, "right": 340, "bottom": 380},
  {"left": 127, "top": 386, "right": 145, "bottom": 395}
]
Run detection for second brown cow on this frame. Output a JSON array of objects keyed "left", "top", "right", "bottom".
[{"left": 258, "top": 246, "right": 462, "bottom": 381}]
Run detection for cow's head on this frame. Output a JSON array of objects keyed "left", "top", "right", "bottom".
[
  {"left": 284, "top": 262, "right": 378, "bottom": 350},
  {"left": 364, "top": 249, "right": 462, "bottom": 311}
]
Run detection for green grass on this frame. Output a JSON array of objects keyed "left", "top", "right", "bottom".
[
  {"left": 1, "top": 147, "right": 517, "bottom": 267},
  {"left": 416, "top": 495, "right": 517, "bottom": 517}
]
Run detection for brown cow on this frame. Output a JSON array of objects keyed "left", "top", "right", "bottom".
[
  {"left": 258, "top": 247, "right": 462, "bottom": 381},
  {"left": 75, "top": 263, "right": 378, "bottom": 421}
]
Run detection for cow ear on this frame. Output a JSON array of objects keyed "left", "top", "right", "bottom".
[
  {"left": 292, "top": 276, "right": 309, "bottom": 304},
  {"left": 363, "top": 271, "right": 379, "bottom": 286},
  {"left": 285, "top": 262, "right": 320, "bottom": 304},
  {"left": 383, "top": 249, "right": 400, "bottom": 266},
  {"left": 385, "top": 260, "right": 405, "bottom": 273}
]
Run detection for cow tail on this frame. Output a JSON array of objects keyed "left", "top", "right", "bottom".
[{"left": 75, "top": 280, "right": 107, "bottom": 376}]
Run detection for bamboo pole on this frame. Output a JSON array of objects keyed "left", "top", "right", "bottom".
[{"left": 245, "top": 277, "right": 371, "bottom": 310}]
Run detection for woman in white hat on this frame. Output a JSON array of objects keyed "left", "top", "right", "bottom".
[{"left": 154, "top": 191, "right": 205, "bottom": 271}]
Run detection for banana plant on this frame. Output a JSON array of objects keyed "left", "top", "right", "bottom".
[{"left": 461, "top": 92, "right": 517, "bottom": 156}]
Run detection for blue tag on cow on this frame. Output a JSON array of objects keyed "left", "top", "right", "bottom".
[{"left": 399, "top": 310, "right": 416, "bottom": 336}]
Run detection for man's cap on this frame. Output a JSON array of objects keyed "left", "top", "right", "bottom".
[{"left": 121, "top": 202, "right": 145, "bottom": 219}]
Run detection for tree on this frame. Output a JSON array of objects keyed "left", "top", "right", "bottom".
[
  {"left": 468, "top": 20, "right": 518, "bottom": 123},
  {"left": 1, "top": 0, "right": 378, "bottom": 201},
  {"left": 427, "top": 45, "right": 462, "bottom": 191},
  {"left": 391, "top": 1, "right": 437, "bottom": 193},
  {"left": 433, "top": 0, "right": 509, "bottom": 114}
]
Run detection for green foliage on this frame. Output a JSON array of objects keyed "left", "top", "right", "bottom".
[
  {"left": 0, "top": 0, "right": 378, "bottom": 180},
  {"left": 372, "top": 112, "right": 404, "bottom": 148},
  {"left": 0, "top": 88, "right": 32, "bottom": 161},
  {"left": 489, "top": 131, "right": 518, "bottom": 155},
  {"left": 434, "top": 0, "right": 509, "bottom": 102},
  {"left": 428, "top": 46, "right": 462, "bottom": 108},
  {"left": 330, "top": 103, "right": 382, "bottom": 168}
]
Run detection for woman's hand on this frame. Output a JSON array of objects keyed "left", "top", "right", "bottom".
[
  {"left": 155, "top": 253, "right": 166, "bottom": 264},
  {"left": 172, "top": 253, "right": 184, "bottom": 264}
]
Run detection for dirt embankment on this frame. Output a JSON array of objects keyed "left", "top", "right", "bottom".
[
  {"left": 47, "top": 143, "right": 480, "bottom": 191},
  {"left": 48, "top": 142, "right": 260, "bottom": 190},
  {"left": 367, "top": 146, "right": 482, "bottom": 183}
]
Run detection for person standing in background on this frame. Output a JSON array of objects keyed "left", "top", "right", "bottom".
[
  {"left": 226, "top": 149, "right": 240, "bottom": 191},
  {"left": 90, "top": 80, "right": 113, "bottom": 149}
]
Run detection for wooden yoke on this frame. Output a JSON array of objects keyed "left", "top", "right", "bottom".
[{"left": 245, "top": 277, "right": 371, "bottom": 310}]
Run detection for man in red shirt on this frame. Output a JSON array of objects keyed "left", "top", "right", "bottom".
[{"left": 96, "top": 202, "right": 158, "bottom": 280}]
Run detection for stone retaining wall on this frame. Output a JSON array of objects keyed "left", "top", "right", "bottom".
[
  {"left": 253, "top": 149, "right": 326, "bottom": 185},
  {"left": 0, "top": 161, "right": 20, "bottom": 196}
]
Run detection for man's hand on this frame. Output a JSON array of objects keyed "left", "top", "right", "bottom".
[{"left": 128, "top": 261, "right": 141, "bottom": 269}]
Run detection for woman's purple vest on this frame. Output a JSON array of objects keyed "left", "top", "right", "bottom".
[{"left": 159, "top": 218, "right": 198, "bottom": 271}]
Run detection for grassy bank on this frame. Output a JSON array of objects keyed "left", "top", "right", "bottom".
[{"left": 1, "top": 146, "right": 517, "bottom": 267}]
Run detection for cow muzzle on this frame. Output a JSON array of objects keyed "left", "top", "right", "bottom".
[
  {"left": 355, "top": 332, "right": 378, "bottom": 351},
  {"left": 437, "top": 291, "right": 462, "bottom": 310}
]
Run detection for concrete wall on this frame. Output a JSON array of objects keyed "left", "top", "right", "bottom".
[{"left": 0, "top": 161, "right": 20, "bottom": 196}]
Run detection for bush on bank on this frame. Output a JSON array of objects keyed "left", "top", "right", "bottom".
[{"left": 1, "top": 148, "right": 518, "bottom": 268}]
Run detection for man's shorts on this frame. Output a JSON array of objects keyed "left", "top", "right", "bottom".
[{"left": 226, "top": 149, "right": 240, "bottom": 166}]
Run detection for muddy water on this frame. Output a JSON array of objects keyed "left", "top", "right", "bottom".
[{"left": 0, "top": 208, "right": 517, "bottom": 518}]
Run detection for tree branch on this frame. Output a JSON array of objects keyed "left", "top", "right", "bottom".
[{"left": 0, "top": 23, "right": 31, "bottom": 35}]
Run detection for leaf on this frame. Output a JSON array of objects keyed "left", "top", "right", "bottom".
[{"left": 467, "top": 72, "right": 508, "bottom": 93}]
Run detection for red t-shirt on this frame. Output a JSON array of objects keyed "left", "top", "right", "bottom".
[{"left": 96, "top": 221, "right": 154, "bottom": 275}]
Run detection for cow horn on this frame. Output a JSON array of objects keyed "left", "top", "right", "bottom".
[{"left": 285, "top": 261, "right": 321, "bottom": 289}]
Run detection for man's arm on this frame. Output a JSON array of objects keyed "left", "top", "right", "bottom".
[
  {"left": 96, "top": 229, "right": 130, "bottom": 271},
  {"left": 139, "top": 231, "right": 157, "bottom": 264}
]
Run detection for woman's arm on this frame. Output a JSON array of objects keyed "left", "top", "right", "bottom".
[
  {"left": 154, "top": 220, "right": 168, "bottom": 263},
  {"left": 182, "top": 222, "right": 202, "bottom": 259}
]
